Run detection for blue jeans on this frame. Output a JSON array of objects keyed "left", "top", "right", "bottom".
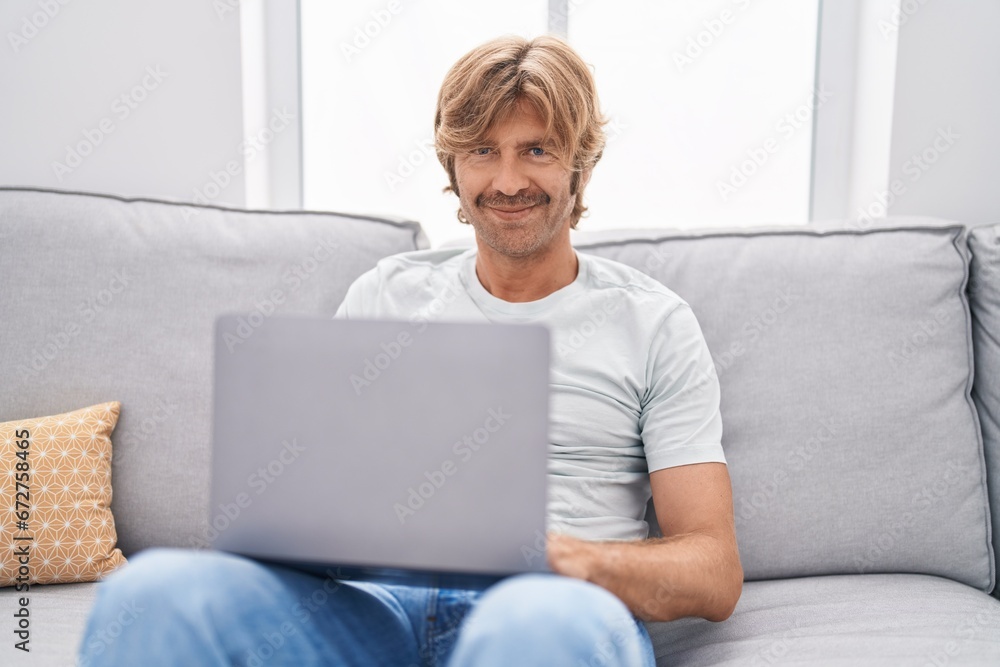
[{"left": 78, "top": 548, "right": 657, "bottom": 666}]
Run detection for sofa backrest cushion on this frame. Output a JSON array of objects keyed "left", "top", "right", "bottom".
[
  {"left": 968, "top": 223, "right": 1000, "bottom": 597},
  {"left": 573, "top": 221, "right": 993, "bottom": 591},
  {"left": 0, "top": 187, "right": 427, "bottom": 556}
]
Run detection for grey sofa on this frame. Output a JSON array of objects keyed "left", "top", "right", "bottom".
[{"left": 1, "top": 186, "right": 998, "bottom": 666}]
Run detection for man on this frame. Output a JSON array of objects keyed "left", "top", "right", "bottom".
[{"left": 79, "top": 35, "right": 741, "bottom": 666}]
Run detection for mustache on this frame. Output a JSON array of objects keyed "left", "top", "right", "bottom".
[{"left": 476, "top": 191, "right": 550, "bottom": 209}]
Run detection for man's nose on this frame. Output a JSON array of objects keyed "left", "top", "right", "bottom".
[{"left": 492, "top": 156, "right": 530, "bottom": 196}]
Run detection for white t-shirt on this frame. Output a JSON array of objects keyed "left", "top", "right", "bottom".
[{"left": 334, "top": 246, "right": 725, "bottom": 541}]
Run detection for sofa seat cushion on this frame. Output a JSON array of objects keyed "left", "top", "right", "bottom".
[
  {"left": 0, "top": 581, "right": 98, "bottom": 665},
  {"left": 645, "top": 574, "right": 1000, "bottom": 666}
]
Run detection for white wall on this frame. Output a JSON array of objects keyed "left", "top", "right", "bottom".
[
  {"left": 0, "top": 0, "right": 246, "bottom": 207},
  {"left": 886, "top": 0, "right": 1000, "bottom": 225}
]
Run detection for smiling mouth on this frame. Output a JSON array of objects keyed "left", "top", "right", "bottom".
[
  {"left": 478, "top": 192, "right": 550, "bottom": 220},
  {"left": 488, "top": 206, "right": 535, "bottom": 221}
]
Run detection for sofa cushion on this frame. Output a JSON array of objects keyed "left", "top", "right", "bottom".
[
  {"left": 568, "top": 221, "right": 992, "bottom": 591},
  {"left": 0, "top": 187, "right": 427, "bottom": 557},
  {"left": 0, "top": 581, "right": 98, "bottom": 665},
  {"left": 0, "top": 402, "right": 126, "bottom": 586},
  {"left": 644, "top": 574, "right": 1000, "bottom": 666},
  {"left": 968, "top": 223, "right": 1000, "bottom": 597}
]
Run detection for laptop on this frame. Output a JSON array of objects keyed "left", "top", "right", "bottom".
[{"left": 209, "top": 314, "right": 551, "bottom": 588}]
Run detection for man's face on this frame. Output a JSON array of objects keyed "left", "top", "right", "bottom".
[{"left": 454, "top": 104, "right": 582, "bottom": 259}]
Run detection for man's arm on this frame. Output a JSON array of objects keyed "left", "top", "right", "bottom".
[{"left": 547, "top": 461, "right": 743, "bottom": 623}]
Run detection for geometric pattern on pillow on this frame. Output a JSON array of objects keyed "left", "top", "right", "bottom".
[{"left": 1, "top": 402, "right": 126, "bottom": 586}]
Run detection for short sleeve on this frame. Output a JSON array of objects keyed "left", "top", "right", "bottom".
[
  {"left": 333, "top": 267, "right": 380, "bottom": 320},
  {"left": 639, "top": 303, "right": 726, "bottom": 472}
]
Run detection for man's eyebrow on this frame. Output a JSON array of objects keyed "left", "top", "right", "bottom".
[{"left": 510, "top": 138, "right": 550, "bottom": 149}]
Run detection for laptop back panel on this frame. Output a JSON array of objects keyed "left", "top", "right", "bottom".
[{"left": 210, "top": 316, "right": 550, "bottom": 581}]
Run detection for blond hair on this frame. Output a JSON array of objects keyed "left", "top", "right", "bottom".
[{"left": 434, "top": 35, "right": 607, "bottom": 228}]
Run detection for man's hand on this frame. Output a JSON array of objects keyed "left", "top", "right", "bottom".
[
  {"left": 546, "top": 532, "right": 599, "bottom": 580},
  {"left": 543, "top": 462, "right": 743, "bottom": 623}
]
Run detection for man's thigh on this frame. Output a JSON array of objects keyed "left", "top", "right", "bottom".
[
  {"left": 449, "top": 573, "right": 655, "bottom": 667},
  {"left": 80, "top": 548, "right": 431, "bottom": 666}
]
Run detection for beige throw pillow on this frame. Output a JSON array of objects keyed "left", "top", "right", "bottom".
[{"left": 1, "top": 402, "right": 127, "bottom": 586}]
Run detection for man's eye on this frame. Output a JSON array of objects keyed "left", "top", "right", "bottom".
[
  {"left": 529, "top": 147, "right": 546, "bottom": 156},
  {"left": 473, "top": 147, "right": 492, "bottom": 155}
]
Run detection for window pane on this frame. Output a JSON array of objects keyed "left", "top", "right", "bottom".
[
  {"left": 301, "top": 1, "right": 819, "bottom": 244},
  {"left": 301, "top": 0, "right": 548, "bottom": 246},
  {"left": 569, "top": 0, "right": 819, "bottom": 229}
]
